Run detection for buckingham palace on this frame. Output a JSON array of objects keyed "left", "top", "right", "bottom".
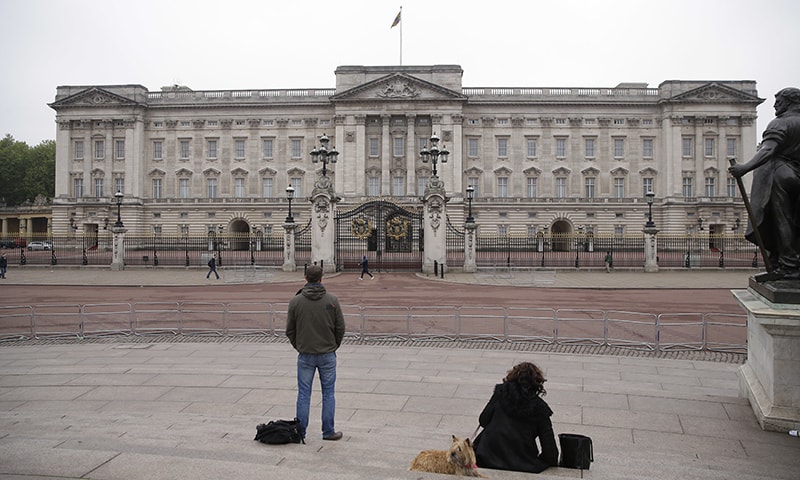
[{"left": 46, "top": 64, "right": 761, "bottom": 270}]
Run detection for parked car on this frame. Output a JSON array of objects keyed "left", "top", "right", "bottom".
[
  {"left": 0, "top": 240, "right": 16, "bottom": 249},
  {"left": 27, "top": 241, "right": 52, "bottom": 251}
]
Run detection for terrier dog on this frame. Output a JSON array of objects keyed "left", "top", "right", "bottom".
[{"left": 409, "top": 435, "right": 487, "bottom": 477}]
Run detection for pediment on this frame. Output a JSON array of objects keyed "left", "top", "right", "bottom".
[
  {"left": 203, "top": 167, "right": 221, "bottom": 177},
  {"left": 523, "top": 166, "right": 541, "bottom": 176},
  {"left": 175, "top": 168, "right": 193, "bottom": 177},
  {"left": 259, "top": 167, "right": 278, "bottom": 176},
  {"left": 464, "top": 167, "right": 484, "bottom": 176},
  {"left": 49, "top": 87, "right": 140, "bottom": 108},
  {"left": 552, "top": 167, "right": 572, "bottom": 175},
  {"left": 148, "top": 168, "right": 166, "bottom": 177},
  {"left": 666, "top": 83, "right": 762, "bottom": 104},
  {"left": 231, "top": 167, "right": 249, "bottom": 176},
  {"left": 639, "top": 167, "right": 658, "bottom": 176},
  {"left": 581, "top": 167, "right": 600, "bottom": 176},
  {"left": 493, "top": 166, "right": 513, "bottom": 176},
  {"left": 331, "top": 73, "right": 467, "bottom": 102}
]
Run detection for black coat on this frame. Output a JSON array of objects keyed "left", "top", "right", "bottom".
[{"left": 474, "top": 382, "right": 559, "bottom": 474}]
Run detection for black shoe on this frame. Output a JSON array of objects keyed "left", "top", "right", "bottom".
[{"left": 323, "top": 432, "right": 343, "bottom": 441}]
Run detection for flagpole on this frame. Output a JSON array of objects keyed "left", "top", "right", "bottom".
[{"left": 399, "top": 6, "right": 403, "bottom": 65}]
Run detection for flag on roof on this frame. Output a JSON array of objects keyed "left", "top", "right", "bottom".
[{"left": 391, "top": 9, "right": 401, "bottom": 28}]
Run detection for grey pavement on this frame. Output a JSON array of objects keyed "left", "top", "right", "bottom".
[
  {"left": 0, "top": 265, "right": 758, "bottom": 289},
  {"left": 0, "top": 267, "right": 798, "bottom": 479}
]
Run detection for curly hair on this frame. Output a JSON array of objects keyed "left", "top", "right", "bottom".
[{"left": 503, "top": 362, "right": 547, "bottom": 397}]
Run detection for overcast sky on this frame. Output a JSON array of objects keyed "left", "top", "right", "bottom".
[{"left": 2, "top": 0, "right": 798, "bottom": 146}]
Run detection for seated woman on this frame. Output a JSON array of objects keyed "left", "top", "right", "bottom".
[{"left": 474, "top": 362, "right": 559, "bottom": 474}]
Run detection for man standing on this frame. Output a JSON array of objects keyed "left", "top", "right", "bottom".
[
  {"left": 286, "top": 265, "right": 345, "bottom": 441},
  {"left": 604, "top": 251, "right": 613, "bottom": 273},
  {"left": 0, "top": 253, "right": 7, "bottom": 278},
  {"left": 729, "top": 87, "right": 800, "bottom": 280}
]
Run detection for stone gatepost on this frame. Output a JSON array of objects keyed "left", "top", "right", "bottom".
[
  {"left": 282, "top": 222, "right": 298, "bottom": 272},
  {"left": 110, "top": 226, "right": 126, "bottom": 271},
  {"left": 643, "top": 226, "right": 659, "bottom": 273},
  {"left": 422, "top": 177, "right": 447, "bottom": 274},
  {"left": 463, "top": 221, "right": 477, "bottom": 273},
  {"left": 310, "top": 176, "right": 338, "bottom": 273},
  {"left": 733, "top": 289, "right": 800, "bottom": 432}
]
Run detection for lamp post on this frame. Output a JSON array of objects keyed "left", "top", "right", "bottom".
[
  {"left": 114, "top": 190, "right": 124, "bottom": 228},
  {"left": 309, "top": 133, "right": 339, "bottom": 177},
  {"left": 645, "top": 190, "right": 655, "bottom": 228},
  {"left": 217, "top": 225, "right": 223, "bottom": 267},
  {"left": 466, "top": 185, "right": 475, "bottom": 223},
  {"left": 285, "top": 185, "right": 295, "bottom": 223},
  {"left": 419, "top": 133, "right": 449, "bottom": 177}
]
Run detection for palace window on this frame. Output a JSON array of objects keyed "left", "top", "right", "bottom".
[
  {"left": 468, "top": 138, "right": 479, "bottom": 157},
  {"left": 497, "top": 138, "right": 508, "bottom": 158},
  {"left": 152, "top": 178, "right": 162, "bottom": 199},
  {"left": 74, "top": 140, "right": 84, "bottom": 160},
  {"left": 497, "top": 177, "right": 509, "bottom": 198},
  {"left": 263, "top": 177, "right": 273, "bottom": 197},
  {"left": 180, "top": 178, "right": 190, "bottom": 198},
  {"left": 585, "top": 138, "right": 595, "bottom": 158},
  {"left": 682, "top": 176, "right": 693, "bottom": 198},
  {"left": 642, "top": 138, "right": 653, "bottom": 158},
  {"left": 153, "top": 141, "right": 163, "bottom": 160},
  {"left": 526, "top": 138, "right": 537, "bottom": 157},
  {"left": 526, "top": 177, "right": 538, "bottom": 198},
  {"left": 263, "top": 139, "right": 274, "bottom": 159},
  {"left": 115, "top": 140, "right": 125, "bottom": 159},
  {"left": 585, "top": 177, "right": 596, "bottom": 198}
]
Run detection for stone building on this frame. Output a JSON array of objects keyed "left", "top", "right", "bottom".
[{"left": 48, "top": 64, "right": 760, "bottom": 241}]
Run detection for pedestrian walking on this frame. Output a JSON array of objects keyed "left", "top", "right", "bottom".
[
  {"left": 206, "top": 253, "right": 220, "bottom": 279},
  {"left": 604, "top": 251, "right": 613, "bottom": 273},
  {"left": 0, "top": 253, "right": 7, "bottom": 278},
  {"left": 286, "top": 265, "right": 345, "bottom": 441},
  {"left": 359, "top": 255, "right": 374, "bottom": 280}
]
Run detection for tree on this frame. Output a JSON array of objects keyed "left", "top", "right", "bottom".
[{"left": 0, "top": 135, "right": 55, "bottom": 206}]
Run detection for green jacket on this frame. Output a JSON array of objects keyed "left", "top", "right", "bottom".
[{"left": 286, "top": 283, "right": 345, "bottom": 354}]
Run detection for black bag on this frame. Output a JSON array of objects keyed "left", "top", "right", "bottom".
[
  {"left": 207, "top": 258, "right": 214, "bottom": 267},
  {"left": 558, "top": 433, "right": 593, "bottom": 470},
  {"left": 254, "top": 418, "right": 305, "bottom": 444}
]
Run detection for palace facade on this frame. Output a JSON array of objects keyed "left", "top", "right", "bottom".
[{"left": 48, "top": 65, "right": 761, "bottom": 241}]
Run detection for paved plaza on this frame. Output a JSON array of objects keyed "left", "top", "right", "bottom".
[{"left": 0, "top": 268, "right": 798, "bottom": 479}]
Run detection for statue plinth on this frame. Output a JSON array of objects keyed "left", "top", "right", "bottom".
[
  {"left": 749, "top": 276, "right": 800, "bottom": 304},
  {"left": 733, "top": 288, "right": 800, "bottom": 432}
]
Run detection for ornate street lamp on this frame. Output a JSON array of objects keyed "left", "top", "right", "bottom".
[
  {"left": 285, "top": 185, "right": 295, "bottom": 223},
  {"left": 465, "top": 185, "right": 475, "bottom": 223},
  {"left": 645, "top": 190, "right": 655, "bottom": 228},
  {"left": 309, "top": 133, "right": 339, "bottom": 177},
  {"left": 113, "top": 190, "right": 124, "bottom": 228},
  {"left": 419, "top": 133, "right": 449, "bottom": 177}
]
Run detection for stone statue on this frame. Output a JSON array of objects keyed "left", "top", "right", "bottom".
[{"left": 729, "top": 87, "right": 800, "bottom": 281}]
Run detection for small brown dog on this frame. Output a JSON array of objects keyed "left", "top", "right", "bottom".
[{"left": 409, "top": 435, "right": 487, "bottom": 477}]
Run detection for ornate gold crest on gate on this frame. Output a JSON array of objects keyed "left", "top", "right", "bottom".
[
  {"left": 351, "top": 216, "right": 372, "bottom": 240},
  {"left": 386, "top": 217, "right": 409, "bottom": 240}
]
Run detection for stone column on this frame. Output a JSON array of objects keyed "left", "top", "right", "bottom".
[
  {"left": 463, "top": 221, "right": 477, "bottom": 273},
  {"left": 422, "top": 177, "right": 447, "bottom": 274},
  {"left": 110, "top": 226, "right": 126, "bottom": 271},
  {"left": 733, "top": 289, "right": 800, "bottom": 432},
  {"left": 310, "top": 175, "right": 338, "bottom": 273},
  {"left": 282, "top": 222, "right": 298, "bottom": 272},
  {"left": 643, "top": 226, "right": 659, "bottom": 273}
]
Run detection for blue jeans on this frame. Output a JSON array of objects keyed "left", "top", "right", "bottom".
[{"left": 296, "top": 351, "right": 337, "bottom": 439}]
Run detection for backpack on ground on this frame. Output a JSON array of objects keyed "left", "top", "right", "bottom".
[{"left": 254, "top": 418, "right": 305, "bottom": 444}]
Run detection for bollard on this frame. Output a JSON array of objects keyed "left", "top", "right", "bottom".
[{"left": 441, "top": 264, "right": 445, "bottom": 279}]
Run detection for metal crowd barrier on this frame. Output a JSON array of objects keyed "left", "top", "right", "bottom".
[{"left": 0, "top": 302, "right": 747, "bottom": 354}]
